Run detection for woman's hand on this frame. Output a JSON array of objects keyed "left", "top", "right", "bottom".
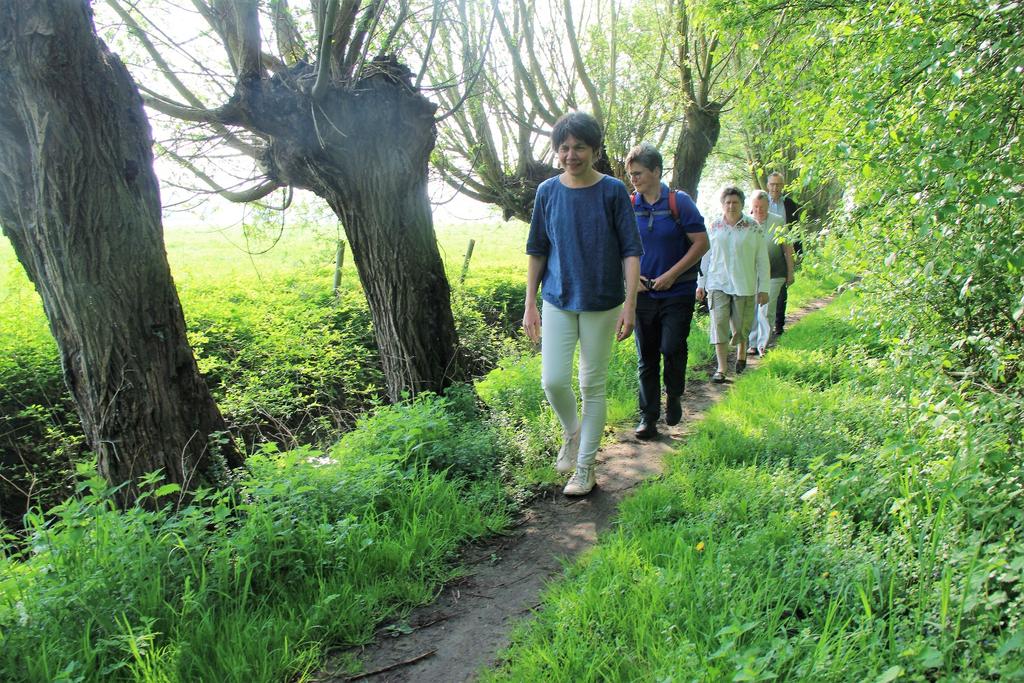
[
  {"left": 696, "top": 287, "right": 706, "bottom": 302},
  {"left": 757, "top": 292, "right": 769, "bottom": 305},
  {"left": 523, "top": 304, "right": 541, "bottom": 342},
  {"left": 615, "top": 304, "right": 635, "bottom": 342}
]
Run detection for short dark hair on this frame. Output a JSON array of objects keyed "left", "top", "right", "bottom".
[
  {"left": 625, "top": 142, "right": 663, "bottom": 174},
  {"left": 720, "top": 186, "right": 745, "bottom": 204},
  {"left": 552, "top": 112, "right": 603, "bottom": 152}
]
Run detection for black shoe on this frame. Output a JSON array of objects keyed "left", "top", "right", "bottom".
[
  {"left": 635, "top": 417, "right": 658, "bottom": 440},
  {"left": 665, "top": 396, "right": 682, "bottom": 426},
  {"left": 775, "top": 327, "right": 785, "bottom": 336},
  {"left": 735, "top": 359, "right": 747, "bottom": 374}
]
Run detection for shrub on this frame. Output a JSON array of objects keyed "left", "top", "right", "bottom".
[
  {"left": 0, "top": 395, "right": 512, "bottom": 682},
  {"left": 0, "top": 313, "right": 85, "bottom": 527},
  {"left": 331, "top": 387, "right": 504, "bottom": 480},
  {"left": 0, "top": 262, "right": 527, "bottom": 527}
]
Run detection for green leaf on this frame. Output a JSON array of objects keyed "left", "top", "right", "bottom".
[
  {"left": 977, "top": 195, "right": 1000, "bottom": 208},
  {"left": 154, "top": 483, "right": 182, "bottom": 498},
  {"left": 918, "top": 647, "right": 944, "bottom": 669},
  {"left": 997, "top": 630, "right": 1024, "bottom": 657},
  {"left": 875, "top": 666, "right": 904, "bottom": 683}
]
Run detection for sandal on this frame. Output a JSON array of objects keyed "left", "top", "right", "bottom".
[
  {"left": 735, "top": 359, "right": 747, "bottom": 374},
  {"left": 711, "top": 371, "right": 726, "bottom": 383}
]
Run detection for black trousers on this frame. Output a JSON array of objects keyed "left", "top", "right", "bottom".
[
  {"left": 775, "top": 283, "right": 789, "bottom": 333},
  {"left": 635, "top": 294, "right": 696, "bottom": 420}
]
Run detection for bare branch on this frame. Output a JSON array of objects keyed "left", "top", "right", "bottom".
[
  {"left": 141, "top": 90, "right": 222, "bottom": 123},
  {"left": 106, "top": 0, "right": 209, "bottom": 109},
  {"left": 330, "top": 0, "right": 361, "bottom": 77},
  {"left": 562, "top": 0, "right": 602, "bottom": 122},
  {"left": 436, "top": 8, "right": 496, "bottom": 123},
  {"left": 415, "top": 0, "right": 444, "bottom": 88},
  {"left": 189, "top": 0, "right": 218, "bottom": 28},
  {"left": 434, "top": 157, "right": 497, "bottom": 203},
  {"left": 342, "top": 0, "right": 385, "bottom": 82},
  {"left": 517, "top": 0, "right": 561, "bottom": 120},
  {"left": 677, "top": 0, "right": 697, "bottom": 103},
  {"left": 699, "top": 33, "right": 721, "bottom": 104},
  {"left": 312, "top": 0, "right": 341, "bottom": 99},
  {"left": 106, "top": 0, "right": 258, "bottom": 157},
  {"left": 211, "top": 0, "right": 265, "bottom": 80},
  {"left": 163, "top": 147, "right": 283, "bottom": 203},
  {"left": 492, "top": 0, "right": 557, "bottom": 124},
  {"left": 379, "top": 0, "right": 411, "bottom": 55},
  {"left": 269, "top": 0, "right": 310, "bottom": 64},
  {"left": 607, "top": 0, "right": 617, "bottom": 127}
]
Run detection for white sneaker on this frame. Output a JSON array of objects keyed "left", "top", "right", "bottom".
[
  {"left": 555, "top": 425, "right": 581, "bottom": 474},
  {"left": 563, "top": 464, "right": 596, "bottom": 496}
]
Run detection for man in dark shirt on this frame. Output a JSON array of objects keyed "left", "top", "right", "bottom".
[{"left": 766, "top": 172, "right": 802, "bottom": 335}]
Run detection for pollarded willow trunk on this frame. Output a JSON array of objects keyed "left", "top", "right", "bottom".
[
  {"left": 235, "top": 58, "right": 465, "bottom": 401},
  {"left": 671, "top": 102, "right": 723, "bottom": 199},
  {"left": 0, "top": 1, "right": 241, "bottom": 506}
]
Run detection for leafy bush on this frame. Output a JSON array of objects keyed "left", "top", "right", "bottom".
[
  {"left": 0, "top": 395, "right": 512, "bottom": 682},
  {"left": 451, "top": 286, "right": 526, "bottom": 378},
  {"left": 0, "top": 256, "right": 527, "bottom": 527},
  {"left": 332, "top": 387, "right": 503, "bottom": 480},
  {"left": 187, "top": 284, "right": 385, "bottom": 449},
  {"left": 0, "top": 304, "right": 85, "bottom": 527},
  {"left": 476, "top": 352, "right": 562, "bottom": 483},
  {"left": 458, "top": 275, "right": 528, "bottom": 341}
]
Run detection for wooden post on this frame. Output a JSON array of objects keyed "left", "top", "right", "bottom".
[
  {"left": 333, "top": 239, "right": 346, "bottom": 296},
  {"left": 459, "top": 238, "right": 476, "bottom": 284}
]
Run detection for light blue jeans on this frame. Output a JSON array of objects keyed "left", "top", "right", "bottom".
[
  {"left": 748, "top": 277, "right": 786, "bottom": 350},
  {"left": 541, "top": 301, "right": 620, "bottom": 467}
]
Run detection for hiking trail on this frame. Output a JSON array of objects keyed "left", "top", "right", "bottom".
[{"left": 318, "top": 298, "right": 831, "bottom": 682}]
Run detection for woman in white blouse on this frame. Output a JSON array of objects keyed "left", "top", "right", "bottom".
[{"left": 696, "top": 187, "right": 769, "bottom": 383}]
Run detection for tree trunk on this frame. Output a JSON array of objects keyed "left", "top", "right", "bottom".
[
  {"left": 0, "top": 1, "right": 241, "bottom": 506},
  {"left": 671, "top": 101, "right": 723, "bottom": 199},
  {"left": 228, "top": 58, "right": 466, "bottom": 401}
]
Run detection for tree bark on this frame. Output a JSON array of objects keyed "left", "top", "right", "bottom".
[
  {"left": 0, "top": 0, "right": 241, "bottom": 506},
  {"left": 223, "top": 57, "right": 465, "bottom": 400},
  {"left": 671, "top": 101, "right": 722, "bottom": 199}
]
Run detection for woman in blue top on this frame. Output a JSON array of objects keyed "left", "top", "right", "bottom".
[
  {"left": 626, "top": 143, "right": 709, "bottom": 440},
  {"left": 524, "top": 112, "right": 643, "bottom": 496}
]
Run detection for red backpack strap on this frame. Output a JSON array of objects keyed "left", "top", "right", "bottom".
[
  {"left": 668, "top": 189, "right": 679, "bottom": 221},
  {"left": 631, "top": 190, "right": 640, "bottom": 209}
]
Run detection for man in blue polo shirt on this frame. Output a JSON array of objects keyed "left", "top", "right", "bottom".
[{"left": 626, "top": 143, "right": 709, "bottom": 439}]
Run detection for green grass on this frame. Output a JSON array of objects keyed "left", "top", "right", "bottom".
[
  {"left": 0, "top": 217, "right": 854, "bottom": 680},
  {"left": 484, "top": 290, "right": 1024, "bottom": 682},
  {"left": 1, "top": 216, "right": 529, "bottom": 352},
  {"left": 0, "top": 217, "right": 532, "bottom": 518},
  {"left": 0, "top": 392, "right": 513, "bottom": 682},
  {"left": 0, "top": 217, "right": 529, "bottom": 680}
]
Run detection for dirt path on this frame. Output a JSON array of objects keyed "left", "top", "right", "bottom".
[{"left": 318, "top": 299, "right": 830, "bottom": 683}]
